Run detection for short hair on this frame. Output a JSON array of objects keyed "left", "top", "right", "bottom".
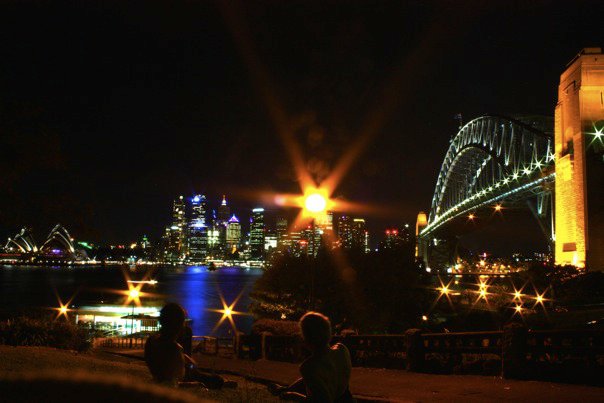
[
  {"left": 299, "top": 312, "right": 332, "bottom": 348},
  {"left": 159, "top": 303, "right": 186, "bottom": 336}
]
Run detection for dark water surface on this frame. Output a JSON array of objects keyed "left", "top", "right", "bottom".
[{"left": 0, "top": 265, "right": 262, "bottom": 336}]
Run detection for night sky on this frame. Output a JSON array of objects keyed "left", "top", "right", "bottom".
[{"left": 1, "top": 0, "right": 602, "bottom": 253}]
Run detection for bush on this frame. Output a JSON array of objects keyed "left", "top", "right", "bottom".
[
  {"left": 0, "top": 317, "right": 92, "bottom": 351},
  {"left": 251, "top": 318, "right": 300, "bottom": 336}
]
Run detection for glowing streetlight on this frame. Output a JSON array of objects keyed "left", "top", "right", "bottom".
[
  {"left": 422, "top": 315, "right": 428, "bottom": 321},
  {"left": 514, "top": 291, "right": 522, "bottom": 300},
  {"left": 494, "top": 204, "right": 502, "bottom": 212},
  {"left": 210, "top": 290, "right": 250, "bottom": 334},
  {"left": 468, "top": 213, "right": 475, "bottom": 220},
  {"left": 514, "top": 305, "right": 523, "bottom": 314},
  {"left": 129, "top": 288, "right": 140, "bottom": 300},
  {"left": 440, "top": 285, "right": 450, "bottom": 295},
  {"left": 59, "top": 305, "right": 68, "bottom": 315},
  {"left": 536, "top": 294, "right": 544, "bottom": 304}
]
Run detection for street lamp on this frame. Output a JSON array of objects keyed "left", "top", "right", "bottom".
[
  {"left": 127, "top": 287, "right": 140, "bottom": 348},
  {"left": 303, "top": 190, "right": 328, "bottom": 309}
]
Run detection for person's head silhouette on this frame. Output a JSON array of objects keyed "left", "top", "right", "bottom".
[
  {"left": 159, "top": 303, "right": 186, "bottom": 340},
  {"left": 299, "top": 311, "right": 332, "bottom": 352}
]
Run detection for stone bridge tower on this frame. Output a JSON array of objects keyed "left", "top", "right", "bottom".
[{"left": 555, "top": 48, "right": 604, "bottom": 270}]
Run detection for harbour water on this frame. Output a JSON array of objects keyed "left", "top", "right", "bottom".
[{"left": 0, "top": 265, "right": 263, "bottom": 336}]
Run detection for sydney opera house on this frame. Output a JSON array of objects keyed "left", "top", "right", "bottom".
[{"left": 1, "top": 225, "right": 90, "bottom": 264}]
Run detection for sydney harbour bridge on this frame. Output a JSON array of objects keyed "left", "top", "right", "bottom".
[{"left": 418, "top": 48, "right": 604, "bottom": 271}]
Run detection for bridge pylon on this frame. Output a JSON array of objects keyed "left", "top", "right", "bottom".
[{"left": 554, "top": 48, "right": 604, "bottom": 270}]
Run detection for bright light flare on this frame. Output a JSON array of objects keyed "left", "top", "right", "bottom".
[
  {"left": 494, "top": 204, "right": 502, "bottom": 212},
  {"left": 304, "top": 192, "right": 327, "bottom": 214},
  {"left": 54, "top": 303, "right": 71, "bottom": 320},
  {"left": 209, "top": 288, "right": 251, "bottom": 334},
  {"left": 52, "top": 288, "right": 77, "bottom": 321},
  {"left": 514, "top": 305, "right": 523, "bottom": 315},
  {"left": 468, "top": 213, "right": 475, "bottom": 220}
]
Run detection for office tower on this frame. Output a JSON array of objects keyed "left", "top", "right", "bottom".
[
  {"left": 217, "top": 195, "right": 230, "bottom": 224},
  {"left": 250, "top": 208, "right": 265, "bottom": 259},
  {"left": 166, "top": 196, "right": 187, "bottom": 261},
  {"left": 191, "top": 194, "right": 208, "bottom": 227},
  {"left": 188, "top": 195, "right": 208, "bottom": 262},
  {"left": 276, "top": 217, "right": 289, "bottom": 246},
  {"left": 316, "top": 210, "right": 334, "bottom": 231},
  {"left": 337, "top": 215, "right": 353, "bottom": 249},
  {"left": 226, "top": 214, "right": 241, "bottom": 251},
  {"left": 351, "top": 218, "right": 366, "bottom": 250},
  {"left": 303, "top": 224, "right": 322, "bottom": 257},
  {"left": 382, "top": 228, "right": 404, "bottom": 250},
  {"left": 264, "top": 230, "right": 278, "bottom": 251}
]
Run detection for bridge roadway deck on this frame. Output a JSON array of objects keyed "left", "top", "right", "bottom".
[{"left": 111, "top": 348, "right": 603, "bottom": 402}]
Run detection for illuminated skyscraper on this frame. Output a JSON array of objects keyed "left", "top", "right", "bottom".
[
  {"left": 188, "top": 194, "right": 208, "bottom": 262},
  {"left": 352, "top": 218, "right": 368, "bottom": 252},
  {"left": 217, "top": 195, "right": 230, "bottom": 224},
  {"left": 250, "top": 208, "right": 265, "bottom": 259},
  {"left": 226, "top": 214, "right": 241, "bottom": 251},
  {"left": 337, "top": 215, "right": 353, "bottom": 249},
  {"left": 274, "top": 217, "right": 287, "bottom": 246},
  {"left": 214, "top": 196, "right": 230, "bottom": 256},
  {"left": 166, "top": 196, "right": 186, "bottom": 261}
]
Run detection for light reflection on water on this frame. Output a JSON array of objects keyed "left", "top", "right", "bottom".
[{"left": 0, "top": 265, "right": 263, "bottom": 337}]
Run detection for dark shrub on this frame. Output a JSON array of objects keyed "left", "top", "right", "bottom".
[
  {"left": 0, "top": 317, "right": 92, "bottom": 352},
  {"left": 251, "top": 319, "right": 300, "bottom": 336}
]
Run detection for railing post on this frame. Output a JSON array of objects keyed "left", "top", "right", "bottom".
[
  {"left": 261, "top": 332, "right": 269, "bottom": 360},
  {"left": 502, "top": 322, "right": 527, "bottom": 379},
  {"left": 234, "top": 331, "right": 243, "bottom": 358},
  {"left": 405, "top": 329, "right": 425, "bottom": 372}
]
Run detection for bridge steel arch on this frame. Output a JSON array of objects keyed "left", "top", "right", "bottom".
[{"left": 419, "top": 115, "right": 555, "bottom": 268}]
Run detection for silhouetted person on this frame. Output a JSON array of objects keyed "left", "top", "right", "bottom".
[
  {"left": 145, "top": 303, "right": 229, "bottom": 389},
  {"left": 270, "top": 312, "right": 354, "bottom": 402},
  {"left": 145, "top": 303, "right": 187, "bottom": 386}
]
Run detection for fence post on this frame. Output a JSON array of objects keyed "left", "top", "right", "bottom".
[
  {"left": 502, "top": 322, "right": 527, "bottom": 379},
  {"left": 261, "top": 332, "right": 270, "bottom": 360},
  {"left": 405, "top": 328, "right": 425, "bottom": 372}
]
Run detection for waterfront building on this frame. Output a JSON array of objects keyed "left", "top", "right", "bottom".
[
  {"left": 264, "top": 231, "right": 278, "bottom": 251},
  {"left": 207, "top": 225, "right": 221, "bottom": 256},
  {"left": 250, "top": 208, "right": 265, "bottom": 259},
  {"left": 381, "top": 228, "right": 407, "bottom": 250},
  {"left": 217, "top": 195, "right": 230, "bottom": 224},
  {"left": 188, "top": 194, "right": 208, "bottom": 261},
  {"left": 276, "top": 217, "right": 289, "bottom": 247},
  {"left": 191, "top": 194, "right": 208, "bottom": 227},
  {"left": 226, "top": 214, "right": 241, "bottom": 251},
  {"left": 165, "top": 196, "right": 187, "bottom": 262}
]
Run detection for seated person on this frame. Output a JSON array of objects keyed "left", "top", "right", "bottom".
[
  {"left": 145, "top": 303, "right": 229, "bottom": 389},
  {"left": 271, "top": 312, "right": 354, "bottom": 402},
  {"left": 144, "top": 303, "right": 187, "bottom": 386}
]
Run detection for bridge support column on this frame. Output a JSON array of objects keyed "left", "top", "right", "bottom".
[{"left": 554, "top": 48, "right": 604, "bottom": 270}]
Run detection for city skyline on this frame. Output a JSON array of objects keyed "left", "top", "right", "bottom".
[{"left": 0, "top": 1, "right": 602, "bottom": 254}]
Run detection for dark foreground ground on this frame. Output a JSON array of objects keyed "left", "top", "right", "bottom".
[
  {"left": 0, "top": 346, "right": 278, "bottom": 402},
  {"left": 1, "top": 346, "right": 603, "bottom": 402}
]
